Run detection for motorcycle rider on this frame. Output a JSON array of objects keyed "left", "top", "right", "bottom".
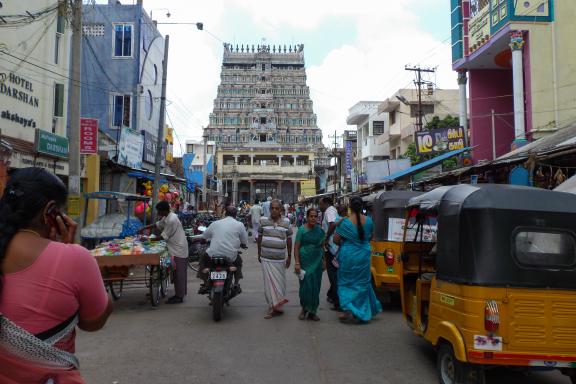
[{"left": 197, "top": 206, "right": 248, "bottom": 294}]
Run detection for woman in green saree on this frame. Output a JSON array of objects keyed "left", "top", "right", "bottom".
[{"left": 294, "top": 208, "right": 325, "bottom": 321}]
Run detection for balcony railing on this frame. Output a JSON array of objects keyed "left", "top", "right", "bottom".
[{"left": 221, "top": 164, "right": 310, "bottom": 175}]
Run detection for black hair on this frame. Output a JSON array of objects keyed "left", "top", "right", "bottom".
[
  {"left": 320, "top": 196, "right": 333, "bottom": 206},
  {"left": 225, "top": 206, "right": 237, "bottom": 218},
  {"left": 349, "top": 196, "right": 365, "bottom": 241},
  {"left": 306, "top": 207, "right": 319, "bottom": 218},
  {"left": 0, "top": 167, "right": 67, "bottom": 301},
  {"left": 255, "top": 199, "right": 259, "bottom": 204},
  {"left": 155, "top": 200, "right": 171, "bottom": 212}
]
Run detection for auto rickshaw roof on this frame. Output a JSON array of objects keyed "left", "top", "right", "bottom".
[
  {"left": 407, "top": 184, "right": 576, "bottom": 215},
  {"left": 375, "top": 190, "right": 424, "bottom": 210}
]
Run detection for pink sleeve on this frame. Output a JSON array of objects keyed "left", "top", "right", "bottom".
[{"left": 70, "top": 245, "right": 109, "bottom": 320}]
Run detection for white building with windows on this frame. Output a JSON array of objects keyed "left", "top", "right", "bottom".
[
  {"left": 0, "top": 0, "right": 72, "bottom": 176},
  {"left": 346, "top": 101, "right": 388, "bottom": 182}
]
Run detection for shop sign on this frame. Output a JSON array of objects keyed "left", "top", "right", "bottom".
[
  {"left": 415, "top": 126, "right": 467, "bottom": 155},
  {"left": 345, "top": 140, "right": 353, "bottom": 176},
  {"left": 0, "top": 72, "right": 40, "bottom": 108},
  {"left": 35, "top": 129, "right": 69, "bottom": 159},
  {"left": 300, "top": 179, "right": 316, "bottom": 197},
  {"left": 143, "top": 131, "right": 166, "bottom": 166},
  {"left": 80, "top": 118, "right": 98, "bottom": 154},
  {"left": 468, "top": 0, "right": 491, "bottom": 52},
  {"left": 118, "top": 128, "right": 143, "bottom": 169},
  {"left": 9, "top": 151, "right": 69, "bottom": 176},
  {"left": 67, "top": 195, "right": 81, "bottom": 216}
]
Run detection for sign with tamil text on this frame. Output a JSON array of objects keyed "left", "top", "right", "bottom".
[
  {"left": 35, "top": 129, "right": 69, "bottom": 159},
  {"left": 345, "top": 140, "right": 353, "bottom": 176},
  {"left": 80, "top": 118, "right": 98, "bottom": 154},
  {"left": 388, "top": 218, "right": 437, "bottom": 242},
  {"left": 415, "top": 126, "right": 467, "bottom": 155}
]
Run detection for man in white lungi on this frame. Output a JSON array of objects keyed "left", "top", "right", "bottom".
[
  {"left": 257, "top": 199, "right": 292, "bottom": 319},
  {"left": 249, "top": 199, "right": 263, "bottom": 242}
]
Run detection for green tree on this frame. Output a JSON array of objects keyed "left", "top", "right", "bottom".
[{"left": 400, "top": 115, "right": 461, "bottom": 171}]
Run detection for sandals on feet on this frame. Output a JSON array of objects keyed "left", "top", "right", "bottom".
[
  {"left": 298, "top": 310, "right": 307, "bottom": 320},
  {"left": 308, "top": 313, "right": 320, "bottom": 321}
]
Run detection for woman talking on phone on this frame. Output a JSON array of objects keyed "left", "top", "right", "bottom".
[{"left": 0, "top": 167, "right": 112, "bottom": 383}]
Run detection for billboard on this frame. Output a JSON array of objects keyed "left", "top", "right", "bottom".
[
  {"left": 415, "top": 126, "right": 467, "bottom": 155},
  {"left": 366, "top": 159, "right": 411, "bottom": 184},
  {"left": 118, "top": 128, "right": 143, "bottom": 169}
]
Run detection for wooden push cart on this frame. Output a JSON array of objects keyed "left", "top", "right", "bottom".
[{"left": 94, "top": 246, "right": 172, "bottom": 307}]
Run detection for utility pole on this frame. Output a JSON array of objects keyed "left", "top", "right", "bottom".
[
  {"left": 328, "top": 130, "right": 342, "bottom": 197},
  {"left": 405, "top": 65, "right": 436, "bottom": 132},
  {"left": 151, "top": 35, "right": 170, "bottom": 223},
  {"left": 68, "top": 0, "right": 82, "bottom": 241}
]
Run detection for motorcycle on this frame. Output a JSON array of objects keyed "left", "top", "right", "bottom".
[{"left": 200, "top": 245, "right": 246, "bottom": 322}]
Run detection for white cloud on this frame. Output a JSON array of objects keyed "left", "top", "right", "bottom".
[{"left": 136, "top": 0, "right": 455, "bottom": 154}]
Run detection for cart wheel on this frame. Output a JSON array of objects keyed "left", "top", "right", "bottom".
[
  {"left": 149, "top": 266, "right": 161, "bottom": 307},
  {"left": 160, "top": 268, "right": 169, "bottom": 298},
  {"left": 109, "top": 281, "right": 124, "bottom": 300}
]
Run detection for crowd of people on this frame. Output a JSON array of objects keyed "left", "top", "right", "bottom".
[{"left": 0, "top": 167, "right": 381, "bottom": 383}]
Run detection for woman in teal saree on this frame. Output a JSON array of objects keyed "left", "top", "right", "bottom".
[
  {"left": 334, "top": 197, "right": 382, "bottom": 323},
  {"left": 294, "top": 208, "right": 325, "bottom": 321}
]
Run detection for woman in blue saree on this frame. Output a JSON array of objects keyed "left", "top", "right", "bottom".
[{"left": 334, "top": 197, "right": 382, "bottom": 323}]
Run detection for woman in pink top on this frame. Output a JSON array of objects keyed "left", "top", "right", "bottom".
[{"left": 0, "top": 167, "right": 113, "bottom": 383}]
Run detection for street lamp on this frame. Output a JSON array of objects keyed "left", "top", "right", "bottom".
[{"left": 149, "top": 8, "right": 171, "bottom": 20}]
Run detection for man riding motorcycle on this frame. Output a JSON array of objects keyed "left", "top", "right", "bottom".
[{"left": 197, "top": 206, "right": 248, "bottom": 294}]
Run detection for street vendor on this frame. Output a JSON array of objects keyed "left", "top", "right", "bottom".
[{"left": 140, "top": 201, "right": 189, "bottom": 304}]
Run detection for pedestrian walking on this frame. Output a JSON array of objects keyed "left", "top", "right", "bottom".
[
  {"left": 262, "top": 196, "right": 272, "bottom": 218},
  {"left": 257, "top": 199, "right": 293, "bottom": 319},
  {"left": 319, "top": 196, "right": 340, "bottom": 310},
  {"left": 294, "top": 208, "right": 325, "bottom": 321},
  {"left": 0, "top": 167, "right": 112, "bottom": 383},
  {"left": 140, "top": 201, "right": 189, "bottom": 304},
  {"left": 334, "top": 196, "right": 382, "bottom": 323},
  {"left": 249, "top": 199, "right": 263, "bottom": 242}
]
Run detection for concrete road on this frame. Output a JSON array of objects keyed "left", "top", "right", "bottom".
[{"left": 77, "top": 239, "right": 569, "bottom": 384}]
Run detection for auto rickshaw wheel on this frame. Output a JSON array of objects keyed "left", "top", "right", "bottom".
[{"left": 437, "top": 343, "right": 485, "bottom": 384}]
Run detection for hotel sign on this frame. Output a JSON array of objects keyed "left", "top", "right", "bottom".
[
  {"left": 35, "top": 129, "right": 69, "bottom": 159},
  {"left": 468, "top": 1, "right": 491, "bottom": 53}
]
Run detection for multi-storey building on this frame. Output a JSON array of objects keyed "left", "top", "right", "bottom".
[
  {"left": 378, "top": 88, "right": 460, "bottom": 158},
  {"left": 81, "top": 0, "right": 167, "bottom": 193},
  {"left": 204, "top": 43, "right": 323, "bottom": 204},
  {"left": 0, "top": 0, "right": 71, "bottom": 178},
  {"left": 346, "top": 101, "right": 388, "bottom": 184},
  {"left": 451, "top": 0, "right": 576, "bottom": 162}
]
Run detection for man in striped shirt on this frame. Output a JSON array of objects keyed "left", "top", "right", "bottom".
[{"left": 257, "top": 199, "right": 293, "bottom": 319}]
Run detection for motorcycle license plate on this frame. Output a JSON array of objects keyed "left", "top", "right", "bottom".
[{"left": 210, "top": 271, "right": 227, "bottom": 280}]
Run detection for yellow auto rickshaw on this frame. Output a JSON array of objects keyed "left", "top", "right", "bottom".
[
  {"left": 370, "top": 191, "right": 424, "bottom": 301},
  {"left": 400, "top": 184, "right": 576, "bottom": 384}
]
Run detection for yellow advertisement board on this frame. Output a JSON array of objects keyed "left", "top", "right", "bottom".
[{"left": 300, "top": 179, "right": 316, "bottom": 197}]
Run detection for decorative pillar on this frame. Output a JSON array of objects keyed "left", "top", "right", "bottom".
[
  {"left": 277, "top": 155, "right": 282, "bottom": 166},
  {"left": 250, "top": 154, "right": 254, "bottom": 165},
  {"left": 249, "top": 180, "right": 255, "bottom": 203},
  {"left": 292, "top": 155, "right": 298, "bottom": 166},
  {"left": 457, "top": 70, "right": 468, "bottom": 134},
  {"left": 510, "top": 31, "right": 527, "bottom": 148},
  {"left": 277, "top": 180, "right": 282, "bottom": 199}
]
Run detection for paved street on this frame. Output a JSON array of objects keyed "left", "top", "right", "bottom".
[{"left": 77, "top": 239, "right": 568, "bottom": 384}]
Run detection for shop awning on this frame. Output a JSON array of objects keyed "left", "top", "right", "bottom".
[
  {"left": 127, "top": 170, "right": 186, "bottom": 183},
  {"left": 382, "top": 147, "right": 472, "bottom": 182}
]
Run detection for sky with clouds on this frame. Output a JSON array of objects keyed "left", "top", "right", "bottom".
[{"left": 130, "top": 0, "right": 456, "bottom": 155}]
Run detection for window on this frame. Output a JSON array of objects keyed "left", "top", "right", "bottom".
[
  {"left": 390, "top": 112, "right": 396, "bottom": 126},
  {"left": 113, "top": 23, "right": 133, "bottom": 57},
  {"left": 261, "top": 64, "right": 265, "bottom": 71},
  {"left": 260, "top": 117, "right": 267, "bottom": 124},
  {"left": 53, "top": 83, "right": 64, "bottom": 117},
  {"left": 410, "top": 104, "right": 434, "bottom": 117},
  {"left": 514, "top": 230, "right": 576, "bottom": 269},
  {"left": 112, "top": 94, "right": 132, "bottom": 128},
  {"left": 54, "top": 15, "right": 64, "bottom": 64},
  {"left": 373, "top": 121, "right": 385, "bottom": 135}
]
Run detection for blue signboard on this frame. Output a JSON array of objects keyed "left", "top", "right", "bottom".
[{"left": 345, "top": 140, "right": 353, "bottom": 176}]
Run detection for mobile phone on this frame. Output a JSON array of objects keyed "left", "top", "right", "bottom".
[{"left": 46, "top": 205, "right": 64, "bottom": 235}]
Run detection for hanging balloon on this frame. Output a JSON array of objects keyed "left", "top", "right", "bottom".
[
  {"left": 164, "top": 192, "right": 173, "bottom": 202},
  {"left": 145, "top": 189, "right": 152, "bottom": 197},
  {"left": 158, "top": 192, "right": 165, "bottom": 201},
  {"left": 135, "top": 202, "right": 145, "bottom": 215},
  {"left": 160, "top": 184, "right": 169, "bottom": 193}
]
